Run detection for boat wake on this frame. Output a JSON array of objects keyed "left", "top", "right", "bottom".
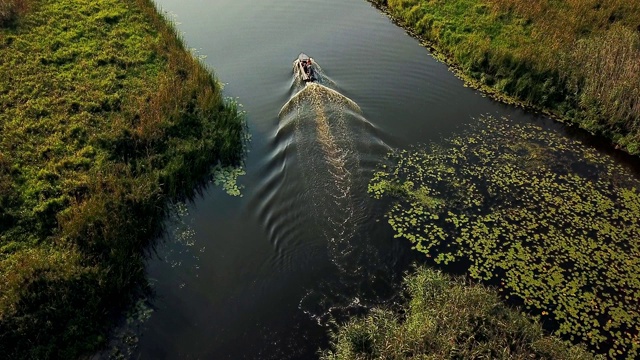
[
  {"left": 277, "top": 60, "right": 371, "bottom": 268},
  {"left": 252, "top": 55, "right": 401, "bottom": 330},
  {"left": 279, "top": 82, "right": 361, "bottom": 118}
]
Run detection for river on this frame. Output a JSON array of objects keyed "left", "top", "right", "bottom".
[{"left": 115, "top": 0, "right": 640, "bottom": 358}]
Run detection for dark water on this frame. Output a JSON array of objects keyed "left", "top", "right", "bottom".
[{"left": 111, "top": 0, "right": 640, "bottom": 359}]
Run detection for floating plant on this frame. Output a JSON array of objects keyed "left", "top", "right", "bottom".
[
  {"left": 369, "top": 115, "right": 640, "bottom": 358},
  {"left": 212, "top": 164, "right": 245, "bottom": 197}
]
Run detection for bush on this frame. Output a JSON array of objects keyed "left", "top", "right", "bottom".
[{"left": 320, "top": 266, "right": 598, "bottom": 360}]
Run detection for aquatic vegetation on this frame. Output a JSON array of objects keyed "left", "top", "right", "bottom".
[
  {"left": 211, "top": 99, "right": 247, "bottom": 197},
  {"left": 0, "top": 0, "right": 245, "bottom": 357},
  {"left": 369, "top": 116, "right": 640, "bottom": 358},
  {"left": 212, "top": 164, "right": 245, "bottom": 197},
  {"left": 369, "top": 0, "right": 640, "bottom": 154},
  {"left": 321, "top": 266, "right": 597, "bottom": 360}
]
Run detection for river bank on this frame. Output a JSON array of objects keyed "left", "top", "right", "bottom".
[
  {"left": 367, "top": 0, "right": 640, "bottom": 155},
  {"left": 0, "top": 0, "right": 244, "bottom": 358}
]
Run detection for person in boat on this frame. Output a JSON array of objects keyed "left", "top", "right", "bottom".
[{"left": 302, "top": 58, "right": 312, "bottom": 78}]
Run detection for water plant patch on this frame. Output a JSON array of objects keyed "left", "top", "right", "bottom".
[
  {"left": 321, "top": 266, "right": 597, "bottom": 360},
  {"left": 369, "top": 115, "right": 640, "bottom": 358}
]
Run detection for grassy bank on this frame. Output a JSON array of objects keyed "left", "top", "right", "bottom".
[
  {"left": 368, "top": 0, "right": 640, "bottom": 154},
  {"left": 0, "top": 0, "right": 245, "bottom": 358},
  {"left": 321, "top": 266, "right": 597, "bottom": 359}
]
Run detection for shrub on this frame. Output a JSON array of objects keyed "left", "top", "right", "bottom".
[{"left": 320, "top": 266, "right": 598, "bottom": 360}]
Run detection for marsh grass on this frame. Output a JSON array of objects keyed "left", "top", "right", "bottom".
[
  {"left": 0, "top": 0, "right": 245, "bottom": 358},
  {"left": 369, "top": 0, "right": 640, "bottom": 154},
  {"left": 320, "top": 266, "right": 597, "bottom": 360}
]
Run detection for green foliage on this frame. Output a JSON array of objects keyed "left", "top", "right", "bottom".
[
  {"left": 369, "top": 115, "right": 640, "bottom": 358},
  {"left": 0, "top": 0, "right": 245, "bottom": 358},
  {"left": 370, "top": 0, "right": 640, "bottom": 154},
  {"left": 320, "top": 266, "right": 598, "bottom": 360}
]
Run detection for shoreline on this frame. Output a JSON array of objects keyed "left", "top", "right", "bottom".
[
  {"left": 366, "top": 1, "right": 557, "bottom": 112},
  {"left": 0, "top": 0, "right": 245, "bottom": 358},
  {"left": 366, "top": 0, "right": 640, "bottom": 155}
]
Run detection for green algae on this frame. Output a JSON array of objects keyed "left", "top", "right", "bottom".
[{"left": 369, "top": 115, "right": 640, "bottom": 358}]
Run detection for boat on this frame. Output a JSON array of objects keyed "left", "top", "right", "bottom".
[{"left": 297, "top": 53, "right": 316, "bottom": 82}]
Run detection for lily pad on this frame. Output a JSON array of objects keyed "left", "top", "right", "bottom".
[{"left": 370, "top": 115, "right": 640, "bottom": 358}]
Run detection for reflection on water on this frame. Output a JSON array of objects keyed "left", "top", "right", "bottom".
[
  {"left": 163, "top": 201, "right": 202, "bottom": 284},
  {"left": 95, "top": 201, "right": 197, "bottom": 359}
]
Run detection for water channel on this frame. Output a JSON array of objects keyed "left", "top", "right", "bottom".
[{"left": 116, "top": 0, "right": 640, "bottom": 358}]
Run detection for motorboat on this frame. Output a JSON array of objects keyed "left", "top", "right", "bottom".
[{"left": 297, "top": 53, "right": 316, "bottom": 82}]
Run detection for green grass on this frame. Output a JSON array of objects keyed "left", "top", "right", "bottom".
[
  {"left": 369, "top": 0, "right": 640, "bottom": 155},
  {"left": 0, "top": 0, "right": 245, "bottom": 358},
  {"left": 320, "top": 266, "right": 598, "bottom": 360},
  {"left": 368, "top": 115, "right": 640, "bottom": 358}
]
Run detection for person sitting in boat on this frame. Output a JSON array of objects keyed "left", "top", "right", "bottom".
[
  {"left": 309, "top": 59, "right": 315, "bottom": 74},
  {"left": 301, "top": 60, "right": 311, "bottom": 76}
]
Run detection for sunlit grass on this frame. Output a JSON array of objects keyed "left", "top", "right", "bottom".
[
  {"left": 0, "top": 0, "right": 245, "bottom": 357},
  {"left": 369, "top": 0, "right": 640, "bottom": 154}
]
